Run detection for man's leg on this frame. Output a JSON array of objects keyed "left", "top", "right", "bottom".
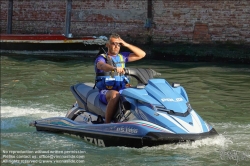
[{"left": 105, "top": 90, "right": 120, "bottom": 123}]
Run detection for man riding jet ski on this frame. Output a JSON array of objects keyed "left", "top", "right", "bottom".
[
  {"left": 94, "top": 33, "right": 146, "bottom": 123},
  {"left": 29, "top": 34, "right": 218, "bottom": 147},
  {"left": 30, "top": 65, "right": 218, "bottom": 147}
]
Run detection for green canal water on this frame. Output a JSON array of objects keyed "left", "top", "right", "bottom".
[{"left": 1, "top": 54, "right": 250, "bottom": 165}]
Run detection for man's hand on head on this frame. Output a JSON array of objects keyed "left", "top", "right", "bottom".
[{"left": 117, "top": 37, "right": 130, "bottom": 47}]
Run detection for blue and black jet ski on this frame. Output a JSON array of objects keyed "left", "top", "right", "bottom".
[{"left": 30, "top": 68, "right": 218, "bottom": 148}]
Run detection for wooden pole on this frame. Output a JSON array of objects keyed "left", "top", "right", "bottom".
[
  {"left": 65, "top": 0, "right": 72, "bottom": 38},
  {"left": 7, "top": 0, "right": 13, "bottom": 34},
  {"left": 147, "top": 0, "right": 152, "bottom": 19},
  {"left": 144, "top": 0, "right": 152, "bottom": 29}
]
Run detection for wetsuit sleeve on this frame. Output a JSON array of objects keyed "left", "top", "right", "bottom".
[
  {"left": 95, "top": 56, "right": 106, "bottom": 73},
  {"left": 120, "top": 52, "right": 131, "bottom": 63}
]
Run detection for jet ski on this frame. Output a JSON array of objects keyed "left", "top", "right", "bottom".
[{"left": 30, "top": 68, "right": 218, "bottom": 148}]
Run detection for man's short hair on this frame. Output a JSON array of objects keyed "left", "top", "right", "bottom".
[{"left": 109, "top": 33, "right": 120, "bottom": 39}]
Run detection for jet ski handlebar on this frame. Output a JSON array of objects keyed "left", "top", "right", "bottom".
[{"left": 124, "top": 68, "right": 161, "bottom": 85}]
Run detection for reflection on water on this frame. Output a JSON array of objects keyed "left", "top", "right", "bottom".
[{"left": 1, "top": 55, "right": 250, "bottom": 166}]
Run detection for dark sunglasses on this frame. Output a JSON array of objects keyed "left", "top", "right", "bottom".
[{"left": 110, "top": 42, "right": 121, "bottom": 47}]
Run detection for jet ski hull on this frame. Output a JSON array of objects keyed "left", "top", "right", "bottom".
[{"left": 30, "top": 117, "right": 218, "bottom": 148}]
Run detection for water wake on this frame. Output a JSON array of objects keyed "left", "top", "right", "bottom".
[
  {"left": 134, "top": 134, "right": 231, "bottom": 151},
  {"left": 1, "top": 106, "right": 65, "bottom": 130},
  {"left": 1, "top": 106, "right": 65, "bottom": 118},
  {"left": 119, "top": 122, "right": 250, "bottom": 151}
]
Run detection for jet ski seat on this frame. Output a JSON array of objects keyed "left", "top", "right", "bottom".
[
  {"left": 87, "top": 91, "right": 107, "bottom": 117},
  {"left": 72, "top": 83, "right": 106, "bottom": 117}
]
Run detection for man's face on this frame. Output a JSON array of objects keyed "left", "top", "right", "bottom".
[{"left": 107, "top": 37, "right": 121, "bottom": 55}]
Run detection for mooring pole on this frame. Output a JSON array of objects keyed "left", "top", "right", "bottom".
[
  {"left": 7, "top": 0, "right": 13, "bottom": 34},
  {"left": 147, "top": 0, "right": 152, "bottom": 20},
  {"left": 65, "top": 0, "right": 72, "bottom": 38},
  {"left": 144, "top": 0, "right": 152, "bottom": 29},
  {"left": 147, "top": 0, "right": 152, "bottom": 29}
]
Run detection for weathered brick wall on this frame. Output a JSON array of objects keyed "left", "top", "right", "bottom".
[
  {"left": 1, "top": 0, "right": 250, "bottom": 44},
  {"left": 153, "top": 0, "right": 250, "bottom": 43},
  {"left": 0, "top": 0, "right": 66, "bottom": 34},
  {"left": 70, "top": 0, "right": 147, "bottom": 41}
]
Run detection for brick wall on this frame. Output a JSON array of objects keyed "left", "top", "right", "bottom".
[
  {"left": 1, "top": 0, "right": 250, "bottom": 44},
  {"left": 70, "top": 0, "right": 147, "bottom": 41},
  {"left": 153, "top": 0, "right": 250, "bottom": 44},
  {"left": 0, "top": 0, "right": 66, "bottom": 34}
]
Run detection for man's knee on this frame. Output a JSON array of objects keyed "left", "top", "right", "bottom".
[
  {"left": 111, "top": 90, "right": 120, "bottom": 98},
  {"left": 107, "top": 90, "right": 120, "bottom": 101}
]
